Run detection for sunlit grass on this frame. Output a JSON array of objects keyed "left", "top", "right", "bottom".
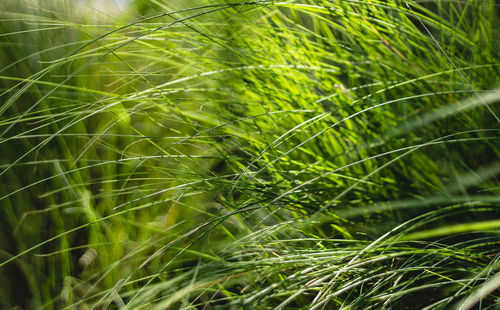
[{"left": 0, "top": 0, "right": 499, "bottom": 309}]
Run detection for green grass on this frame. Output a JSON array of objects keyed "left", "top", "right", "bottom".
[{"left": 0, "top": 0, "right": 499, "bottom": 309}]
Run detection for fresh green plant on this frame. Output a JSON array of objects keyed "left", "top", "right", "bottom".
[{"left": 1, "top": 0, "right": 499, "bottom": 309}]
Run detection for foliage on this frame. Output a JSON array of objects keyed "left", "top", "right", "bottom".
[{"left": 0, "top": 0, "right": 499, "bottom": 309}]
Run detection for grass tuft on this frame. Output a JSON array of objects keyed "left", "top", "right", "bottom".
[{"left": 0, "top": 0, "right": 499, "bottom": 309}]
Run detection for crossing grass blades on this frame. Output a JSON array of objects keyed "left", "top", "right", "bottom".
[{"left": 0, "top": 0, "right": 499, "bottom": 309}]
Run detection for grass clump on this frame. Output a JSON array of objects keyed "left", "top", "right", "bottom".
[{"left": 0, "top": 0, "right": 499, "bottom": 309}]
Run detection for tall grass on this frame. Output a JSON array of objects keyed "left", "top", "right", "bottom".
[{"left": 0, "top": 0, "right": 499, "bottom": 309}]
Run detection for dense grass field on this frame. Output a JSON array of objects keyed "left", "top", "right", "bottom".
[{"left": 1, "top": 0, "right": 499, "bottom": 309}]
